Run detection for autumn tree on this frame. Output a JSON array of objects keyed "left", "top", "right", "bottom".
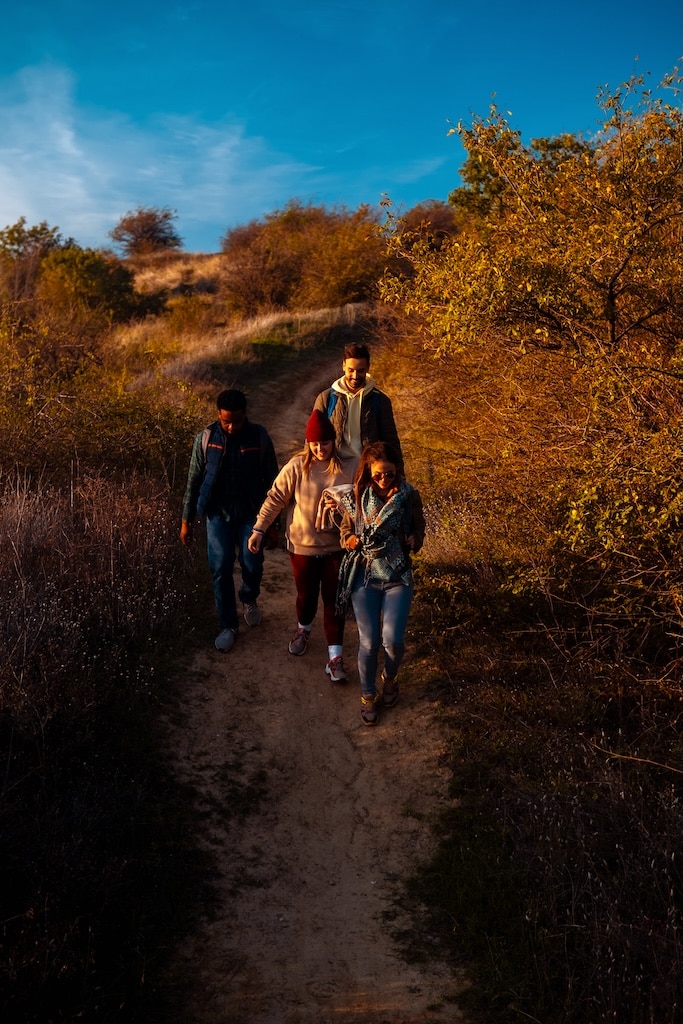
[
  {"left": 447, "top": 132, "right": 595, "bottom": 220},
  {"left": 380, "top": 68, "right": 683, "bottom": 658},
  {"left": 384, "top": 70, "right": 682, "bottom": 357},
  {"left": 109, "top": 206, "right": 182, "bottom": 257}
]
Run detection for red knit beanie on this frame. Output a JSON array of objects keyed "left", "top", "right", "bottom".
[{"left": 305, "top": 409, "right": 336, "bottom": 442}]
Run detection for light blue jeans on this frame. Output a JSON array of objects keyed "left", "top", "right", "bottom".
[
  {"left": 206, "top": 514, "right": 263, "bottom": 631},
  {"left": 350, "top": 579, "right": 414, "bottom": 697}
]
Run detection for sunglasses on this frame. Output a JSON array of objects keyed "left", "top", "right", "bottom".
[{"left": 372, "top": 471, "right": 396, "bottom": 482}]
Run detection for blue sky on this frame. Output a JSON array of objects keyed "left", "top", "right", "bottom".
[{"left": 1, "top": 0, "right": 679, "bottom": 253}]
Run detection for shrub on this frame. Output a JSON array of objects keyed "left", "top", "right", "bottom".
[
  {"left": 37, "top": 245, "right": 138, "bottom": 322},
  {"left": 220, "top": 200, "right": 386, "bottom": 315},
  {"left": 0, "top": 217, "right": 67, "bottom": 303},
  {"left": 379, "top": 68, "right": 683, "bottom": 666}
]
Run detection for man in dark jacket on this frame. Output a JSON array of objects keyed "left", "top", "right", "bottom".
[
  {"left": 313, "top": 342, "right": 403, "bottom": 469},
  {"left": 180, "top": 389, "right": 278, "bottom": 652}
]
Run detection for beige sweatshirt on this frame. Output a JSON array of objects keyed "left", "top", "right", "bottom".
[{"left": 253, "top": 453, "right": 357, "bottom": 556}]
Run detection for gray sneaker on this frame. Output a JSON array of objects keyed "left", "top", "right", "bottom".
[
  {"left": 326, "top": 656, "right": 348, "bottom": 683},
  {"left": 215, "top": 627, "right": 237, "bottom": 652},
  {"left": 243, "top": 601, "right": 261, "bottom": 627},
  {"left": 288, "top": 626, "right": 310, "bottom": 656}
]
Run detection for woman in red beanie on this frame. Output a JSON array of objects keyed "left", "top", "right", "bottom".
[{"left": 248, "top": 410, "right": 357, "bottom": 682}]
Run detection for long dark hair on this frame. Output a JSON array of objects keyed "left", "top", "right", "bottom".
[{"left": 353, "top": 441, "right": 403, "bottom": 506}]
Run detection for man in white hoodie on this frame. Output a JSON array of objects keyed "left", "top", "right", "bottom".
[{"left": 312, "top": 342, "right": 403, "bottom": 469}]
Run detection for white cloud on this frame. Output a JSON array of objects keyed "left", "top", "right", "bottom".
[
  {"left": 0, "top": 64, "right": 322, "bottom": 251},
  {"left": 0, "top": 62, "right": 457, "bottom": 252}
]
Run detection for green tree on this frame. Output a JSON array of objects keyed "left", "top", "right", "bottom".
[
  {"left": 380, "top": 68, "right": 683, "bottom": 657},
  {"left": 384, "top": 70, "right": 682, "bottom": 356},
  {"left": 38, "top": 246, "right": 137, "bottom": 321},
  {"left": 109, "top": 206, "right": 182, "bottom": 257},
  {"left": 0, "top": 217, "right": 68, "bottom": 302}
]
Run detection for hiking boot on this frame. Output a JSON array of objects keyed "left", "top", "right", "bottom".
[
  {"left": 215, "top": 627, "right": 237, "bottom": 653},
  {"left": 326, "top": 656, "right": 348, "bottom": 683},
  {"left": 360, "top": 692, "right": 380, "bottom": 726},
  {"left": 381, "top": 672, "right": 399, "bottom": 708},
  {"left": 243, "top": 601, "right": 261, "bottom": 627},
  {"left": 288, "top": 626, "right": 310, "bottom": 656}
]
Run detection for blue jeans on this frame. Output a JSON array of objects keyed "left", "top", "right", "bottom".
[
  {"left": 206, "top": 515, "right": 264, "bottom": 631},
  {"left": 350, "top": 579, "right": 414, "bottom": 697}
]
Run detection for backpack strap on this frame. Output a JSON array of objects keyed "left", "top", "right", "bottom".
[
  {"left": 327, "top": 388, "right": 380, "bottom": 419},
  {"left": 326, "top": 391, "right": 339, "bottom": 419}
]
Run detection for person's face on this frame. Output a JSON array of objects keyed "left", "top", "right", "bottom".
[
  {"left": 342, "top": 357, "right": 369, "bottom": 393},
  {"left": 218, "top": 408, "right": 246, "bottom": 435},
  {"left": 309, "top": 440, "right": 334, "bottom": 461},
  {"left": 369, "top": 460, "right": 397, "bottom": 497}
]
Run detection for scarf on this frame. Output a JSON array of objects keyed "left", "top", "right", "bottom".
[{"left": 335, "top": 481, "right": 413, "bottom": 614}]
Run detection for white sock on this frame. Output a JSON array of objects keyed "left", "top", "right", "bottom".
[
  {"left": 299, "top": 623, "right": 312, "bottom": 632},
  {"left": 328, "top": 645, "right": 342, "bottom": 660}
]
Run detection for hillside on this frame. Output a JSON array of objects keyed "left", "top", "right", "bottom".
[{"left": 1, "top": 91, "right": 681, "bottom": 1021}]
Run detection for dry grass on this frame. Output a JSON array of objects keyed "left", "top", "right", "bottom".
[
  {"left": 131, "top": 250, "right": 228, "bottom": 294},
  {"left": 0, "top": 469, "right": 203, "bottom": 1021},
  {"left": 108, "top": 302, "right": 368, "bottom": 392}
]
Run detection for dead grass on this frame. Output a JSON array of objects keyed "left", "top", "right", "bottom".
[
  {"left": 131, "top": 251, "right": 228, "bottom": 295},
  {"left": 0, "top": 469, "right": 207, "bottom": 1022},
  {"left": 108, "top": 302, "right": 369, "bottom": 393}
]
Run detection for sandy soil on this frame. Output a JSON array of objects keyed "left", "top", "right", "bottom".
[{"left": 160, "top": 356, "right": 468, "bottom": 1023}]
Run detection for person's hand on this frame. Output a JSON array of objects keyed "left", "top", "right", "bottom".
[
  {"left": 248, "top": 531, "right": 264, "bottom": 554},
  {"left": 180, "top": 521, "right": 193, "bottom": 546},
  {"left": 346, "top": 534, "right": 361, "bottom": 551}
]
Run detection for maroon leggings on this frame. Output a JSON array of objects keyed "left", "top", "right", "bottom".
[{"left": 288, "top": 551, "right": 345, "bottom": 646}]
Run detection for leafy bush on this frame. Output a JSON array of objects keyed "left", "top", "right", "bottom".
[
  {"left": 380, "top": 69, "right": 683, "bottom": 664},
  {"left": 0, "top": 217, "right": 67, "bottom": 303},
  {"left": 37, "top": 245, "right": 138, "bottom": 322},
  {"left": 220, "top": 200, "right": 387, "bottom": 315},
  {"left": 368, "top": 73, "right": 683, "bottom": 1016}
]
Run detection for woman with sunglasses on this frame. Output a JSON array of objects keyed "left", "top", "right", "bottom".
[{"left": 337, "top": 441, "right": 425, "bottom": 725}]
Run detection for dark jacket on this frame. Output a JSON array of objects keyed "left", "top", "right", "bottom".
[
  {"left": 182, "top": 419, "right": 278, "bottom": 523},
  {"left": 313, "top": 378, "right": 403, "bottom": 468}
]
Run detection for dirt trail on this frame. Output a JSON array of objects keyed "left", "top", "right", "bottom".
[{"left": 161, "top": 356, "right": 467, "bottom": 1023}]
